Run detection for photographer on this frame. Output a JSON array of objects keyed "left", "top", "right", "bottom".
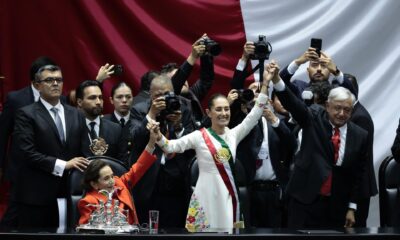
[
  {"left": 279, "top": 45, "right": 354, "bottom": 100},
  {"left": 161, "top": 33, "right": 215, "bottom": 128},
  {"left": 128, "top": 74, "right": 195, "bottom": 228}
]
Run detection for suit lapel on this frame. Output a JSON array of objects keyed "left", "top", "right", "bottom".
[
  {"left": 64, "top": 104, "right": 74, "bottom": 145},
  {"left": 36, "top": 101, "right": 64, "bottom": 145}
]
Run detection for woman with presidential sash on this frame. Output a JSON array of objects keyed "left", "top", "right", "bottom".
[{"left": 153, "top": 62, "right": 276, "bottom": 231}]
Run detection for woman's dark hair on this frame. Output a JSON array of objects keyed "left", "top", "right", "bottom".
[
  {"left": 110, "top": 82, "right": 132, "bottom": 98},
  {"left": 82, "top": 160, "right": 109, "bottom": 192},
  {"left": 207, "top": 93, "right": 227, "bottom": 109}
]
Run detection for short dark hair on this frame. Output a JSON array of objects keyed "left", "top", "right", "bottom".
[
  {"left": 75, "top": 80, "right": 102, "bottom": 100},
  {"left": 111, "top": 82, "right": 132, "bottom": 98},
  {"left": 30, "top": 56, "right": 59, "bottom": 81},
  {"left": 160, "top": 63, "right": 178, "bottom": 74},
  {"left": 82, "top": 160, "right": 109, "bottom": 192},
  {"left": 140, "top": 70, "right": 159, "bottom": 91},
  {"left": 344, "top": 73, "right": 359, "bottom": 99},
  {"left": 207, "top": 93, "right": 227, "bottom": 109}
]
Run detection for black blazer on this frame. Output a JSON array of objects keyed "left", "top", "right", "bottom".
[
  {"left": 82, "top": 118, "right": 126, "bottom": 163},
  {"left": 0, "top": 86, "right": 35, "bottom": 172},
  {"left": 102, "top": 113, "right": 135, "bottom": 164},
  {"left": 351, "top": 102, "right": 378, "bottom": 198},
  {"left": 11, "top": 101, "right": 87, "bottom": 205},
  {"left": 276, "top": 87, "right": 368, "bottom": 213},
  {"left": 236, "top": 118, "right": 296, "bottom": 186}
]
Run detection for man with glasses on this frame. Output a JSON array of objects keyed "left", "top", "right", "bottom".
[
  {"left": 0, "top": 56, "right": 63, "bottom": 226},
  {"left": 269, "top": 62, "right": 368, "bottom": 228},
  {"left": 5, "top": 61, "right": 89, "bottom": 228}
]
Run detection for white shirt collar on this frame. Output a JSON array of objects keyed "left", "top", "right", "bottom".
[
  {"left": 86, "top": 116, "right": 101, "bottom": 127},
  {"left": 113, "top": 110, "right": 130, "bottom": 122},
  {"left": 31, "top": 84, "right": 40, "bottom": 102},
  {"left": 39, "top": 97, "right": 62, "bottom": 112}
]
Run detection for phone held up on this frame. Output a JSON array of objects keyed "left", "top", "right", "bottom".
[
  {"left": 310, "top": 38, "right": 322, "bottom": 57},
  {"left": 111, "top": 64, "right": 123, "bottom": 76}
]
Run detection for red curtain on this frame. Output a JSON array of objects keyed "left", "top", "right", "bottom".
[{"left": 0, "top": 0, "right": 246, "bottom": 113}]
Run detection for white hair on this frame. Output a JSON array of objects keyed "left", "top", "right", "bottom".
[{"left": 327, "top": 86, "right": 355, "bottom": 104}]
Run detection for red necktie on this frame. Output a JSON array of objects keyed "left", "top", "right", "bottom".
[{"left": 320, "top": 127, "right": 340, "bottom": 196}]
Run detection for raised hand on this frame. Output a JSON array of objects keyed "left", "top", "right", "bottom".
[
  {"left": 241, "top": 41, "right": 255, "bottom": 62},
  {"left": 96, "top": 63, "right": 115, "bottom": 83},
  {"left": 294, "top": 47, "right": 319, "bottom": 66},
  {"left": 187, "top": 33, "right": 207, "bottom": 65}
]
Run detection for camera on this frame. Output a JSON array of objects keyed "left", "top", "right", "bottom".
[
  {"left": 250, "top": 35, "right": 272, "bottom": 60},
  {"left": 111, "top": 64, "right": 123, "bottom": 76},
  {"left": 163, "top": 91, "right": 181, "bottom": 115},
  {"left": 200, "top": 38, "right": 222, "bottom": 56},
  {"left": 237, "top": 89, "right": 255, "bottom": 103}
]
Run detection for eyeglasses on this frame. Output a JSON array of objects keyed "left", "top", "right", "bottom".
[{"left": 37, "top": 77, "right": 64, "bottom": 85}]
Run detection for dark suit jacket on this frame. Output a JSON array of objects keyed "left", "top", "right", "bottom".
[
  {"left": 103, "top": 113, "right": 135, "bottom": 164},
  {"left": 11, "top": 101, "right": 87, "bottom": 205},
  {"left": 0, "top": 86, "right": 34, "bottom": 174},
  {"left": 279, "top": 65, "right": 355, "bottom": 100},
  {"left": 132, "top": 90, "right": 150, "bottom": 106},
  {"left": 276, "top": 87, "right": 368, "bottom": 218},
  {"left": 237, "top": 119, "right": 297, "bottom": 186},
  {"left": 351, "top": 102, "right": 377, "bottom": 198},
  {"left": 129, "top": 96, "right": 195, "bottom": 202},
  {"left": 82, "top": 118, "right": 126, "bottom": 164},
  {"left": 0, "top": 86, "right": 66, "bottom": 179},
  {"left": 172, "top": 56, "right": 214, "bottom": 127},
  {"left": 391, "top": 118, "right": 400, "bottom": 162}
]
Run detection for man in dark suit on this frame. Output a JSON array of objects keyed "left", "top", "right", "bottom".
[
  {"left": 75, "top": 80, "right": 127, "bottom": 163},
  {"left": 343, "top": 73, "right": 377, "bottom": 227},
  {"left": 278, "top": 47, "right": 354, "bottom": 100},
  {"left": 9, "top": 64, "right": 89, "bottom": 228},
  {"left": 0, "top": 56, "right": 64, "bottom": 226},
  {"left": 270, "top": 61, "right": 368, "bottom": 228},
  {"left": 133, "top": 71, "right": 159, "bottom": 106},
  {"left": 129, "top": 74, "right": 195, "bottom": 228},
  {"left": 162, "top": 34, "right": 215, "bottom": 128},
  {"left": 232, "top": 102, "right": 296, "bottom": 227}
]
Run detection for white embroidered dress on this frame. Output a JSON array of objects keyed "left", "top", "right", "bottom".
[{"left": 157, "top": 93, "right": 268, "bottom": 230}]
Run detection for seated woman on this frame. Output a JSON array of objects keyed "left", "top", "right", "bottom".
[
  {"left": 78, "top": 122, "right": 159, "bottom": 225},
  {"left": 152, "top": 63, "right": 274, "bottom": 231}
]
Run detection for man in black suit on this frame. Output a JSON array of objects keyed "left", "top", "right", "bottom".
[
  {"left": 129, "top": 74, "right": 195, "bottom": 228},
  {"left": 278, "top": 46, "right": 354, "bottom": 100},
  {"left": 270, "top": 61, "right": 368, "bottom": 228},
  {"left": 133, "top": 70, "right": 159, "bottom": 106},
  {"left": 162, "top": 34, "right": 215, "bottom": 128},
  {"left": 9, "top": 64, "right": 89, "bottom": 228},
  {"left": 229, "top": 47, "right": 297, "bottom": 226},
  {"left": 344, "top": 73, "right": 377, "bottom": 227},
  {"left": 75, "top": 80, "right": 127, "bottom": 163},
  {"left": 0, "top": 56, "right": 63, "bottom": 226}
]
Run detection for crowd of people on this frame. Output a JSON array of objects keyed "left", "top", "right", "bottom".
[{"left": 0, "top": 34, "right": 399, "bottom": 231}]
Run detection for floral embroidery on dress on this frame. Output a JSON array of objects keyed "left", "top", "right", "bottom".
[{"left": 185, "top": 193, "right": 210, "bottom": 232}]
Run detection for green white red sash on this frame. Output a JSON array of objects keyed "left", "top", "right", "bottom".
[{"left": 200, "top": 128, "right": 240, "bottom": 224}]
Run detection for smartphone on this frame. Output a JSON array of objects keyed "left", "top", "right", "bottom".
[
  {"left": 310, "top": 38, "right": 322, "bottom": 57},
  {"left": 112, "top": 64, "right": 123, "bottom": 76}
]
